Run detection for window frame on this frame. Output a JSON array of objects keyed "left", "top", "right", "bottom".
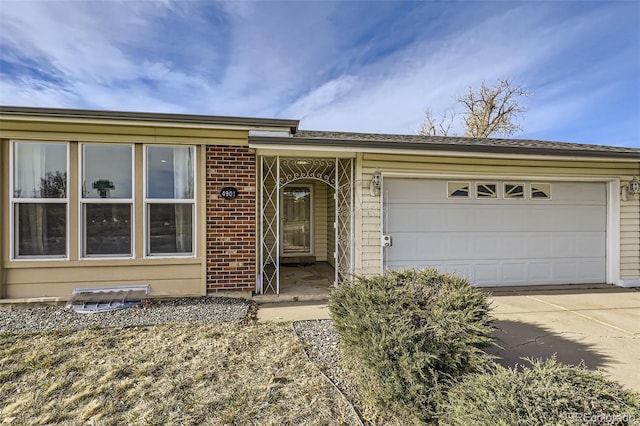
[
  {"left": 503, "top": 182, "right": 526, "bottom": 200},
  {"left": 475, "top": 182, "right": 498, "bottom": 199},
  {"left": 143, "top": 145, "right": 196, "bottom": 258},
  {"left": 531, "top": 182, "right": 552, "bottom": 200},
  {"left": 10, "top": 140, "right": 70, "bottom": 261},
  {"left": 79, "top": 143, "right": 135, "bottom": 259},
  {"left": 447, "top": 181, "right": 471, "bottom": 199}
]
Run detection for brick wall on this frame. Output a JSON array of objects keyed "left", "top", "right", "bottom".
[{"left": 205, "top": 145, "right": 256, "bottom": 293}]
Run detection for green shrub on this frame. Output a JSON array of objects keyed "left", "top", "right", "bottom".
[
  {"left": 328, "top": 268, "right": 493, "bottom": 423},
  {"left": 440, "top": 357, "right": 640, "bottom": 426}
]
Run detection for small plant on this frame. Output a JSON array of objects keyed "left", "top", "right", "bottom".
[
  {"left": 329, "top": 268, "right": 493, "bottom": 423},
  {"left": 440, "top": 357, "right": 640, "bottom": 426}
]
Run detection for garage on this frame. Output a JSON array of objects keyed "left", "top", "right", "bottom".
[{"left": 383, "top": 178, "right": 607, "bottom": 286}]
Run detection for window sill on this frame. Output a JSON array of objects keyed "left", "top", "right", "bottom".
[{"left": 5, "top": 257, "right": 203, "bottom": 268}]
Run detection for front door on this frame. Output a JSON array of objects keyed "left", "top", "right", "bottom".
[{"left": 281, "top": 185, "right": 313, "bottom": 255}]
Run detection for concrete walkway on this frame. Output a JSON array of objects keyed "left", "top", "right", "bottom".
[
  {"left": 257, "top": 301, "right": 331, "bottom": 322},
  {"left": 257, "top": 285, "right": 640, "bottom": 392}
]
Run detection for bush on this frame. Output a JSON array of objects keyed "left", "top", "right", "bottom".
[
  {"left": 328, "top": 269, "right": 493, "bottom": 423},
  {"left": 440, "top": 357, "right": 640, "bottom": 426}
]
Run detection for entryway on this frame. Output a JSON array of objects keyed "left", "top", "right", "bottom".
[{"left": 258, "top": 156, "right": 353, "bottom": 295}]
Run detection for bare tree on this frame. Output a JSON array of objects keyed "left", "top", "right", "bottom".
[
  {"left": 418, "top": 108, "right": 456, "bottom": 136},
  {"left": 418, "top": 78, "right": 530, "bottom": 138}
]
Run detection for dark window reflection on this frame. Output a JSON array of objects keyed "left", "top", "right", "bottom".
[
  {"left": 83, "top": 145, "right": 132, "bottom": 199},
  {"left": 16, "top": 204, "right": 66, "bottom": 256},
  {"left": 84, "top": 204, "right": 132, "bottom": 256},
  {"left": 146, "top": 146, "right": 194, "bottom": 199},
  {"left": 148, "top": 204, "right": 192, "bottom": 254}
]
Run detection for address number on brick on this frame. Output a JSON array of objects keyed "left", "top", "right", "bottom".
[{"left": 220, "top": 187, "right": 239, "bottom": 199}]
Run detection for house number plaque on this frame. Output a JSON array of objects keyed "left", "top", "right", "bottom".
[{"left": 220, "top": 187, "right": 239, "bottom": 199}]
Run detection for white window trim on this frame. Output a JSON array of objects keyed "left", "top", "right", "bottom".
[
  {"left": 79, "top": 143, "right": 135, "bottom": 260},
  {"left": 143, "top": 145, "right": 197, "bottom": 258},
  {"left": 9, "top": 140, "right": 70, "bottom": 261}
]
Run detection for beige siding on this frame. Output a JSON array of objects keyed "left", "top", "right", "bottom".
[
  {"left": 314, "top": 182, "right": 328, "bottom": 261},
  {"left": 327, "top": 185, "right": 336, "bottom": 268},
  {"left": 621, "top": 200, "right": 640, "bottom": 278},
  {"left": 0, "top": 120, "right": 250, "bottom": 145},
  {"left": 4, "top": 262, "right": 203, "bottom": 299},
  {"left": 356, "top": 153, "right": 640, "bottom": 283},
  {"left": 0, "top": 140, "right": 6, "bottom": 297}
]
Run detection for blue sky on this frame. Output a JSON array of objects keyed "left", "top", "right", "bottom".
[{"left": 0, "top": 1, "right": 639, "bottom": 147}]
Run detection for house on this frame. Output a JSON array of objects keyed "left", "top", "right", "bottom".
[{"left": 1, "top": 106, "right": 639, "bottom": 300}]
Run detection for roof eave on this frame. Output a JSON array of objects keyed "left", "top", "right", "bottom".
[
  {"left": 248, "top": 136, "right": 640, "bottom": 161},
  {"left": 0, "top": 106, "right": 300, "bottom": 133}
]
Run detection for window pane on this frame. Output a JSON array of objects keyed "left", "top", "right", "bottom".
[
  {"left": 147, "top": 146, "right": 194, "bottom": 199},
  {"left": 13, "top": 142, "right": 67, "bottom": 198},
  {"left": 84, "top": 204, "right": 132, "bottom": 256},
  {"left": 447, "top": 182, "right": 470, "bottom": 198},
  {"left": 477, "top": 183, "right": 497, "bottom": 198},
  {"left": 83, "top": 145, "right": 132, "bottom": 199},
  {"left": 504, "top": 183, "right": 525, "bottom": 199},
  {"left": 531, "top": 183, "right": 552, "bottom": 199},
  {"left": 148, "top": 204, "right": 193, "bottom": 254},
  {"left": 15, "top": 203, "right": 66, "bottom": 257}
]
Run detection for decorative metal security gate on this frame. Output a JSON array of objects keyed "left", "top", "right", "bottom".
[{"left": 259, "top": 156, "right": 353, "bottom": 294}]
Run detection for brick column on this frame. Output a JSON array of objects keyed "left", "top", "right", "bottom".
[{"left": 205, "top": 146, "right": 256, "bottom": 293}]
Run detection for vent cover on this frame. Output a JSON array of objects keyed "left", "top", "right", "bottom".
[{"left": 66, "top": 285, "right": 150, "bottom": 313}]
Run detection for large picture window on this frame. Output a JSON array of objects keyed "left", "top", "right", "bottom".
[
  {"left": 12, "top": 142, "right": 68, "bottom": 258},
  {"left": 81, "top": 144, "right": 133, "bottom": 257},
  {"left": 145, "top": 146, "right": 195, "bottom": 256}
]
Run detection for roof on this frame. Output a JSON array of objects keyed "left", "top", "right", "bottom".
[
  {"left": 249, "top": 129, "right": 640, "bottom": 159},
  {"left": 0, "top": 106, "right": 300, "bottom": 132}
]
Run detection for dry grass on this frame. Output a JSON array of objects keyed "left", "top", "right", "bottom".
[{"left": 0, "top": 323, "right": 357, "bottom": 425}]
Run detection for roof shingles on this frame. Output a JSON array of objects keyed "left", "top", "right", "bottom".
[{"left": 293, "top": 130, "right": 640, "bottom": 156}]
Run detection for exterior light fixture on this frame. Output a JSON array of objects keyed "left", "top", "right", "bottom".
[
  {"left": 370, "top": 171, "right": 382, "bottom": 196},
  {"left": 621, "top": 176, "right": 640, "bottom": 201}
]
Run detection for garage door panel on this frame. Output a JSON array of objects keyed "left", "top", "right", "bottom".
[
  {"left": 445, "top": 263, "right": 471, "bottom": 278},
  {"left": 502, "top": 263, "right": 527, "bottom": 283},
  {"left": 384, "top": 179, "right": 606, "bottom": 286},
  {"left": 551, "top": 182, "right": 606, "bottom": 203},
  {"left": 446, "top": 237, "right": 473, "bottom": 258},
  {"left": 474, "top": 236, "right": 499, "bottom": 257},
  {"left": 579, "top": 260, "right": 605, "bottom": 281},
  {"left": 530, "top": 262, "right": 554, "bottom": 282},
  {"left": 474, "top": 263, "right": 500, "bottom": 284}
]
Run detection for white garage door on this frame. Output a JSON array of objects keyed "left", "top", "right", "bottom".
[{"left": 383, "top": 179, "right": 606, "bottom": 286}]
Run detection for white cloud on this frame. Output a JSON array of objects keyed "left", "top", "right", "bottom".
[{"left": 0, "top": 1, "right": 637, "bottom": 146}]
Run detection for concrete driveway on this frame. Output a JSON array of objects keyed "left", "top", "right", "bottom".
[{"left": 486, "top": 284, "right": 640, "bottom": 392}]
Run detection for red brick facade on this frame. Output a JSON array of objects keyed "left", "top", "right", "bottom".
[{"left": 205, "top": 145, "right": 256, "bottom": 293}]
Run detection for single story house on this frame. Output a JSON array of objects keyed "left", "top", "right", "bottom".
[{"left": 1, "top": 106, "right": 639, "bottom": 300}]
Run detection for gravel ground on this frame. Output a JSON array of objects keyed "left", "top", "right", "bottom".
[
  {"left": 293, "top": 319, "right": 370, "bottom": 423},
  {"left": 0, "top": 297, "right": 252, "bottom": 334}
]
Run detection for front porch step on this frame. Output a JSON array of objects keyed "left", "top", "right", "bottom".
[{"left": 280, "top": 256, "right": 316, "bottom": 266}]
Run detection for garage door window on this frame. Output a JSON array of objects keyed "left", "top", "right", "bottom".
[
  {"left": 504, "top": 183, "right": 525, "bottom": 199},
  {"left": 476, "top": 183, "right": 497, "bottom": 199},
  {"left": 447, "top": 182, "right": 470, "bottom": 198},
  {"left": 531, "top": 183, "right": 551, "bottom": 199}
]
